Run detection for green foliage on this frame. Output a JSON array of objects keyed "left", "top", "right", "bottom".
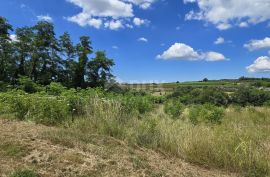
[
  {"left": 0, "top": 16, "right": 114, "bottom": 89},
  {"left": 232, "top": 87, "right": 270, "bottom": 106},
  {"left": 46, "top": 82, "right": 66, "bottom": 96},
  {"left": 188, "top": 104, "right": 225, "bottom": 124},
  {"left": 10, "top": 169, "right": 39, "bottom": 177},
  {"left": 18, "top": 76, "right": 39, "bottom": 93},
  {"left": 164, "top": 99, "right": 184, "bottom": 119}
]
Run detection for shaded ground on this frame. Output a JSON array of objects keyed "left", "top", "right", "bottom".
[{"left": 0, "top": 119, "right": 239, "bottom": 177}]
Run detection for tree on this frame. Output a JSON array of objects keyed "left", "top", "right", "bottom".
[
  {"left": 74, "top": 36, "right": 92, "bottom": 88},
  {"left": 59, "top": 32, "right": 76, "bottom": 87},
  {"left": 0, "top": 16, "right": 14, "bottom": 82},
  {"left": 202, "top": 78, "right": 208, "bottom": 82},
  {"left": 87, "top": 51, "right": 115, "bottom": 88},
  {"left": 0, "top": 16, "right": 116, "bottom": 89},
  {"left": 31, "top": 21, "right": 60, "bottom": 84},
  {"left": 14, "top": 27, "right": 34, "bottom": 77}
]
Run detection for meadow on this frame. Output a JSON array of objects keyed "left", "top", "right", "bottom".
[{"left": 0, "top": 80, "right": 270, "bottom": 177}]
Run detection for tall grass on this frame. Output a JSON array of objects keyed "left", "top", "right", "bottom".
[
  {"left": 0, "top": 90, "right": 269, "bottom": 176},
  {"left": 67, "top": 99, "right": 270, "bottom": 177}
]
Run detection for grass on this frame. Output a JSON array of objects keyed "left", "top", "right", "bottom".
[
  {"left": 0, "top": 141, "right": 28, "bottom": 158},
  {"left": 9, "top": 169, "right": 39, "bottom": 177},
  {"left": 40, "top": 97, "right": 270, "bottom": 177},
  {"left": 1, "top": 89, "right": 270, "bottom": 176}
]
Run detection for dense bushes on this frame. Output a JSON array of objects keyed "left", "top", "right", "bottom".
[
  {"left": 0, "top": 87, "right": 158, "bottom": 125},
  {"left": 168, "top": 86, "right": 270, "bottom": 107}
]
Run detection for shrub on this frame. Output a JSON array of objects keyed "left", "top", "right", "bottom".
[
  {"left": 46, "top": 82, "right": 67, "bottom": 96},
  {"left": 18, "top": 76, "right": 39, "bottom": 93},
  {"left": 188, "top": 104, "right": 225, "bottom": 124},
  {"left": 164, "top": 99, "right": 184, "bottom": 119},
  {"left": 232, "top": 87, "right": 270, "bottom": 106}
]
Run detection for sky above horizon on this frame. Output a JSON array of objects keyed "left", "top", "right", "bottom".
[{"left": 1, "top": 0, "right": 270, "bottom": 83}]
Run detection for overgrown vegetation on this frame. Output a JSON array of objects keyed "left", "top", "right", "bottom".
[
  {"left": 0, "top": 84, "right": 269, "bottom": 177},
  {"left": 1, "top": 15, "right": 270, "bottom": 177}
]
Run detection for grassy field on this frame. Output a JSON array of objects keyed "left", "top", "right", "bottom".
[{"left": 0, "top": 82, "right": 270, "bottom": 177}]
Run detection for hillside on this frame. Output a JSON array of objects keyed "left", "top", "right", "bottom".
[{"left": 0, "top": 119, "right": 237, "bottom": 177}]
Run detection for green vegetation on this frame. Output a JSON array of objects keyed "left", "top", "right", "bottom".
[
  {"left": 0, "top": 16, "right": 114, "bottom": 89},
  {"left": 10, "top": 169, "right": 39, "bottom": 177},
  {"left": 1, "top": 15, "right": 270, "bottom": 177},
  {"left": 0, "top": 84, "right": 269, "bottom": 177}
]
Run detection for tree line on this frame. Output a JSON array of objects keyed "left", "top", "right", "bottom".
[{"left": 0, "top": 16, "right": 115, "bottom": 88}]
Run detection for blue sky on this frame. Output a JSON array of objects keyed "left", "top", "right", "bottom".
[{"left": 1, "top": 0, "right": 270, "bottom": 82}]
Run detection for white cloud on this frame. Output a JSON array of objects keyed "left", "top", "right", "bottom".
[
  {"left": 112, "top": 45, "right": 119, "bottom": 49},
  {"left": 244, "top": 37, "right": 270, "bottom": 51},
  {"left": 204, "top": 51, "right": 226, "bottom": 61},
  {"left": 214, "top": 37, "right": 225, "bottom": 45},
  {"left": 104, "top": 20, "right": 124, "bottom": 30},
  {"left": 88, "top": 18, "right": 103, "bottom": 29},
  {"left": 157, "top": 42, "right": 227, "bottom": 62},
  {"left": 247, "top": 56, "right": 270, "bottom": 73},
  {"left": 124, "top": 0, "right": 155, "bottom": 9},
  {"left": 9, "top": 34, "right": 18, "bottom": 42},
  {"left": 138, "top": 37, "right": 148, "bottom": 42},
  {"left": 133, "top": 17, "right": 149, "bottom": 26},
  {"left": 66, "top": 0, "right": 154, "bottom": 30},
  {"left": 184, "top": 0, "right": 270, "bottom": 30},
  {"left": 157, "top": 43, "right": 200, "bottom": 60},
  {"left": 37, "top": 15, "right": 53, "bottom": 22},
  {"left": 239, "top": 22, "right": 249, "bottom": 28}
]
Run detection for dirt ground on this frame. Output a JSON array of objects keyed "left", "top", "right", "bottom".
[{"left": 0, "top": 119, "right": 239, "bottom": 177}]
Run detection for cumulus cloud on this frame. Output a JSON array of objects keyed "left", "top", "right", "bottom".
[
  {"left": 244, "top": 37, "right": 270, "bottom": 51},
  {"left": 247, "top": 56, "right": 270, "bottom": 72},
  {"left": 133, "top": 17, "right": 149, "bottom": 26},
  {"left": 157, "top": 42, "right": 227, "bottom": 62},
  {"left": 203, "top": 52, "right": 226, "bottom": 61},
  {"left": 66, "top": 0, "right": 154, "bottom": 30},
  {"left": 214, "top": 37, "right": 225, "bottom": 45},
  {"left": 37, "top": 15, "right": 53, "bottom": 22},
  {"left": 184, "top": 0, "right": 270, "bottom": 30},
  {"left": 104, "top": 20, "right": 124, "bottom": 30},
  {"left": 124, "top": 0, "right": 155, "bottom": 9},
  {"left": 138, "top": 37, "right": 148, "bottom": 42}
]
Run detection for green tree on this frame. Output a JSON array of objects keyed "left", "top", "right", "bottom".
[
  {"left": 31, "top": 21, "right": 61, "bottom": 84},
  {"left": 0, "top": 16, "right": 14, "bottom": 82},
  {"left": 14, "top": 27, "right": 34, "bottom": 77},
  {"left": 59, "top": 32, "right": 76, "bottom": 87},
  {"left": 87, "top": 51, "right": 115, "bottom": 88},
  {"left": 74, "top": 36, "right": 92, "bottom": 88}
]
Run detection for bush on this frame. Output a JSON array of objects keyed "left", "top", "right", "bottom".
[
  {"left": 188, "top": 104, "right": 225, "bottom": 124},
  {"left": 164, "top": 99, "right": 184, "bottom": 119},
  {"left": 232, "top": 87, "right": 270, "bottom": 106},
  {"left": 18, "top": 76, "right": 39, "bottom": 93},
  {"left": 46, "top": 82, "right": 67, "bottom": 96}
]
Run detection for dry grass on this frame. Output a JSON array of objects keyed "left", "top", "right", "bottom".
[
  {"left": 0, "top": 119, "right": 235, "bottom": 177},
  {"left": 64, "top": 99, "right": 270, "bottom": 177}
]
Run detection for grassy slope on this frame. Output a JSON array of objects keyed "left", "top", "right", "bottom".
[{"left": 0, "top": 119, "right": 236, "bottom": 177}]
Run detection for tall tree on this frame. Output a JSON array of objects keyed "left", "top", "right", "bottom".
[
  {"left": 59, "top": 32, "right": 76, "bottom": 87},
  {"left": 87, "top": 51, "right": 115, "bottom": 88},
  {"left": 0, "top": 16, "right": 14, "bottom": 82},
  {"left": 14, "top": 26, "right": 34, "bottom": 77},
  {"left": 31, "top": 21, "right": 60, "bottom": 84},
  {"left": 74, "top": 36, "right": 92, "bottom": 88}
]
